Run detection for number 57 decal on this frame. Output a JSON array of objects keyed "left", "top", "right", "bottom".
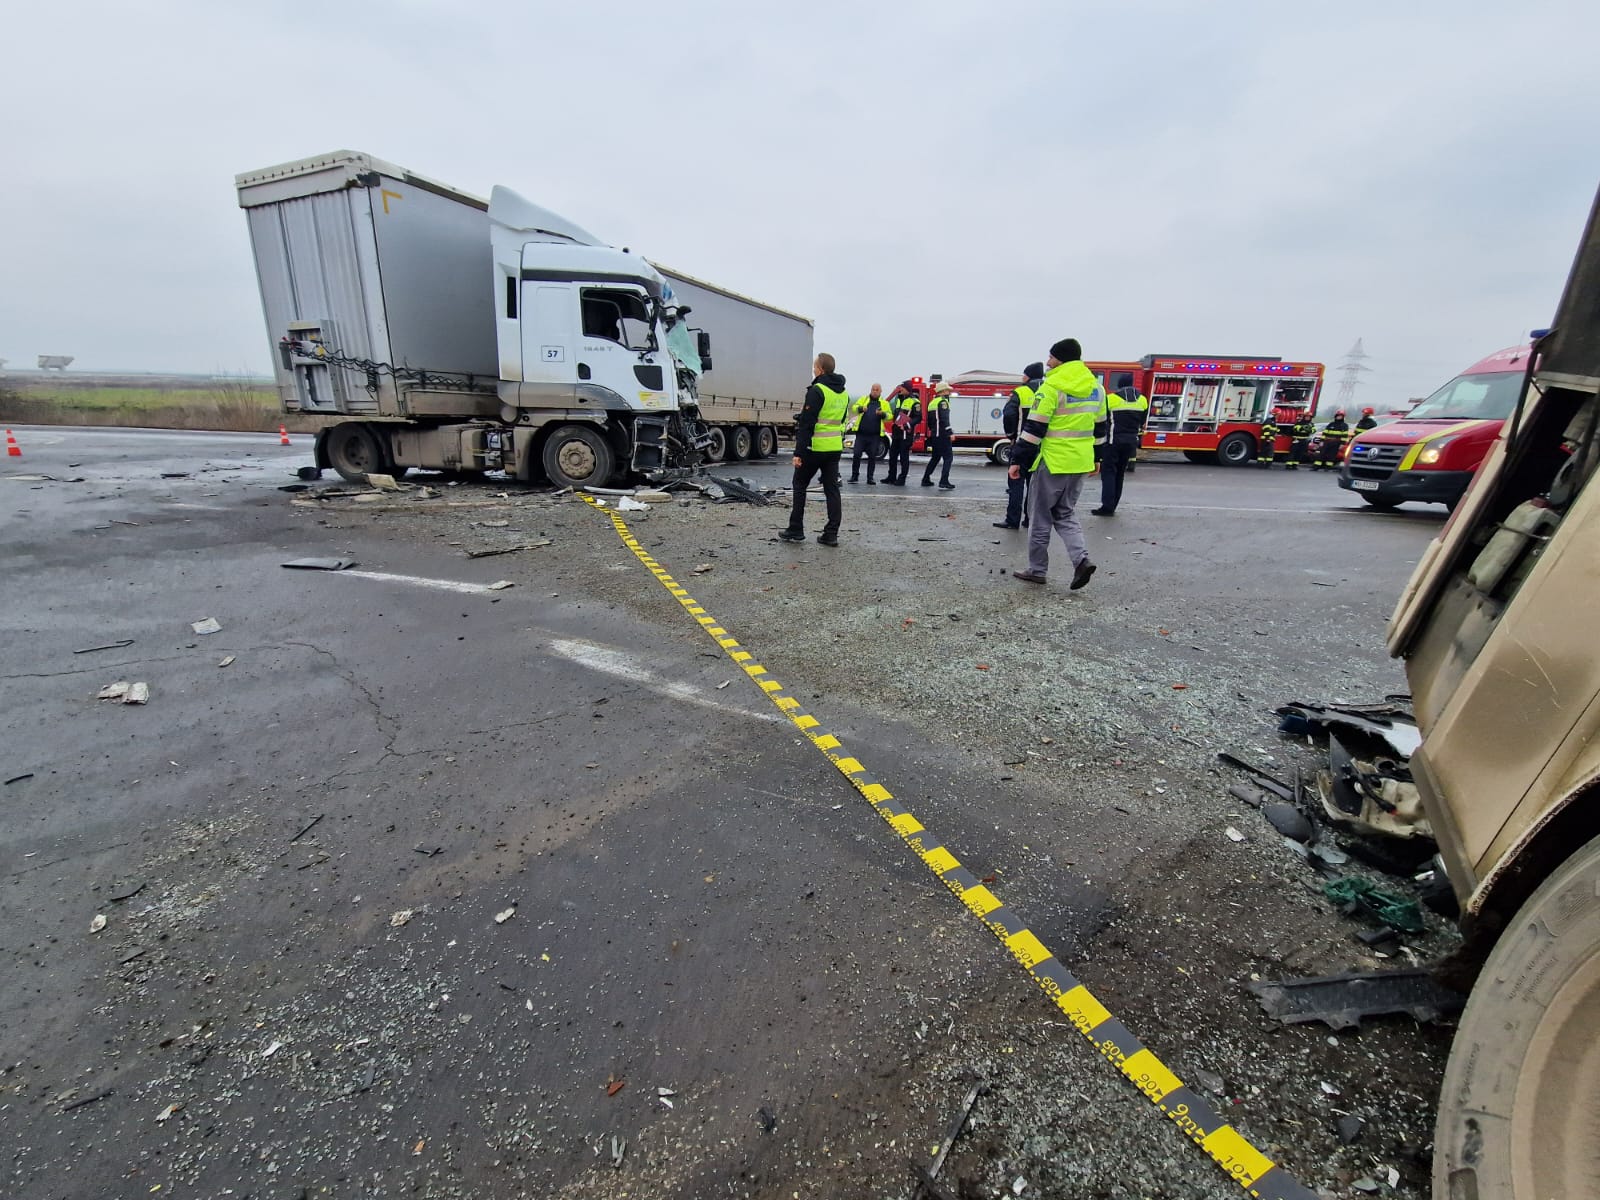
[{"left": 542, "top": 346, "right": 565, "bottom": 362}]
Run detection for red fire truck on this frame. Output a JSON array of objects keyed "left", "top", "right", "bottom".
[{"left": 907, "top": 355, "right": 1324, "bottom": 466}]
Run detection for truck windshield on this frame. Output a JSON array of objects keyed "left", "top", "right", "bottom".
[{"left": 1405, "top": 370, "right": 1523, "bottom": 421}]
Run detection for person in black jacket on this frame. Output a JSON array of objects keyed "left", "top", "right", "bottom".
[
  {"left": 919, "top": 381, "right": 956, "bottom": 489},
  {"left": 1092, "top": 372, "right": 1146, "bottom": 515},
  {"left": 779, "top": 353, "right": 847, "bottom": 546},
  {"left": 994, "top": 362, "right": 1043, "bottom": 529}
]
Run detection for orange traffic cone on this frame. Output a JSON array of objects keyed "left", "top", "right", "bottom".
[
  {"left": 4, "top": 429, "right": 19, "bottom": 458},
  {"left": 278, "top": 424, "right": 290, "bottom": 446}
]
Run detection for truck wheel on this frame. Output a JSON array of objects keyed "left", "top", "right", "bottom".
[
  {"left": 541, "top": 424, "right": 614, "bottom": 490},
  {"left": 1183, "top": 450, "right": 1219, "bottom": 464},
  {"left": 754, "top": 426, "right": 778, "bottom": 458},
  {"left": 988, "top": 439, "right": 1012, "bottom": 466},
  {"left": 1216, "top": 432, "right": 1255, "bottom": 467},
  {"left": 729, "top": 425, "right": 754, "bottom": 460},
  {"left": 703, "top": 426, "right": 727, "bottom": 464},
  {"left": 1360, "top": 494, "right": 1401, "bottom": 510},
  {"left": 1433, "top": 833, "right": 1600, "bottom": 1200},
  {"left": 326, "top": 422, "right": 386, "bottom": 483}
]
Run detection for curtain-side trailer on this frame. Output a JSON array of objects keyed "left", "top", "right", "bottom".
[{"left": 236, "top": 151, "right": 811, "bottom": 486}]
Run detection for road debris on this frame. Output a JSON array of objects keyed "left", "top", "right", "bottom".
[
  {"left": 89, "top": 914, "right": 107, "bottom": 934},
  {"left": 390, "top": 909, "right": 415, "bottom": 928},
  {"left": 217, "top": 655, "right": 235, "bottom": 668},
  {"left": 494, "top": 906, "right": 516, "bottom": 924},
  {"left": 288, "top": 813, "right": 324, "bottom": 843},
  {"left": 611, "top": 1134, "right": 627, "bottom": 1168},
  {"left": 190, "top": 617, "right": 221, "bottom": 635},
  {"left": 464, "top": 540, "right": 551, "bottom": 558},
  {"left": 486, "top": 580, "right": 515, "bottom": 590},
  {"left": 281, "top": 557, "right": 358, "bottom": 571},
  {"left": 616, "top": 496, "right": 649, "bottom": 512},
  {"left": 1216, "top": 751, "right": 1294, "bottom": 800},
  {"left": 73, "top": 639, "right": 135, "bottom": 654},
  {"left": 925, "top": 1081, "right": 986, "bottom": 1182},
  {"left": 4, "top": 773, "right": 34, "bottom": 785},
  {"left": 756, "top": 1106, "right": 777, "bottom": 1133},
  {"left": 1336, "top": 1115, "right": 1366, "bottom": 1143},
  {"left": 60, "top": 1090, "right": 113, "bottom": 1113},
  {"left": 1324, "top": 877, "right": 1426, "bottom": 933},
  {"left": 413, "top": 1139, "right": 425, "bottom": 1155},
  {"left": 606, "top": 1079, "right": 626, "bottom": 1097},
  {"left": 691, "top": 563, "right": 714, "bottom": 574},
  {"left": 296, "top": 466, "right": 322, "bottom": 480},
  {"left": 704, "top": 473, "right": 773, "bottom": 505},
  {"left": 1250, "top": 968, "right": 1464, "bottom": 1030},
  {"left": 262, "top": 1040, "right": 284, "bottom": 1058},
  {"left": 96, "top": 681, "right": 130, "bottom": 701},
  {"left": 1224, "top": 826, "right": 1246, "bottom": 842},
  {"left": 124, "top": 682, "right": 149, "bottom": 705},
  {"left": 365, "top": 472, "right": 401, "bottom": 490},
  {"left": 1262, "top": 802, "right": 1315, "bottom": 843},
  {"left": 108, "top": 882, "right": 145, "bottom": 902}
]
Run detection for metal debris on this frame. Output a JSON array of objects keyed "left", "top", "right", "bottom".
[
  {"left": 288, "top": 814, "right": 324, "bottom": 843},
  {"left": 464, "top": 540, "right": 551, "bottom": 558},
  {"left": 705, "top": 474, "right": 773, "bottom": 506},
  {"left": 1249, "top": 968, "right": 1464, "bottom": 1031},
  {"left": 73, "top": 639, "right": 135, "bottom": 654}
]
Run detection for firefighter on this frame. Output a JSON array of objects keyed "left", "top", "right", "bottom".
[
  {"left": 1314, "top": 409, "right": 1351, "bottom": 471},
  {"left": 1093, "top": 372, "right": 1147, "bottom": 515},
  {"left": 884, "top": 382, "right": 919, "bottom": 486},
  {"left": 1355, "top": 406, "right": 1377, "bottom": 434},
  {"left": 1287, "top": 409, "right": 1316, "bottom": 469},
  {"left": 1257, "top": 411, "right": 1280, "bottom": 467},
  {"left": 994, "top": 362, "right": 1043, "bottom": 529},
  {"left": 847, "top": 383, "right": 886, "bottom": 484},
  {"left": 920, "top": 381, "right": 956, "bottom": 489}
]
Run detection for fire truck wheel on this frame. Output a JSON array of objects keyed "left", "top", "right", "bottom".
[
  {"left": 1433, "top": 832, "right": 1600, "bottom": 1200},
  {"left": 728, "top": 425, "right": 754, "bottom": 461},
  {"left": 1215, "top": 432, "right": 1256, "bottom": 467}
]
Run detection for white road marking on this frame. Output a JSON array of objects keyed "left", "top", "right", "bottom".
[
  {"left": 548, "top": 637, "right": 782, "bottom": 725},
  {"left": 342, "top": 570, "right": 496, "bottom": 594}
]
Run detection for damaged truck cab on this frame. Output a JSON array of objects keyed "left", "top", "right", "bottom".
[{"left": 1388, "top": 186, "right": 1600, "bottom": 1200}]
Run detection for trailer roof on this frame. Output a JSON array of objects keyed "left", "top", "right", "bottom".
[
  {"left": 235, "top": 150, "right": 489, "bottom": 211},
  {"left": 651, "top": 262, "right": 813, "bottom": 328}
]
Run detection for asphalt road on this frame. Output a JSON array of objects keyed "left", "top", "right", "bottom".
[{"left": 2, "top": 427, "right": 1451, "bottom": 1199}]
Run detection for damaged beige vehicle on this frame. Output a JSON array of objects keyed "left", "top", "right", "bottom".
[{"left": 1388, "top": 186, "right": 1600, "bottom": 1200}]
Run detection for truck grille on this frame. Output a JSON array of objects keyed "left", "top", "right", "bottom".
[{"left": 1346, "top": 443, "right": 1405, "bottom": 480}]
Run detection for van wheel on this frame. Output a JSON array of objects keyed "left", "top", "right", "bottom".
[
  {"left": 754, "top": 426, "right": 778, "bottom": 458},
  {"left": 1361, "top": 494, "right": 1401, "bottom": 510},
  {"left": 326, "top": 422, "right": 386, "bottom": 483},
  {"left": 1216, "top": 432, "right": 1255, "bottom": 466},
  {"left": 703, "top": 426, "right": 727, "bottom": 464},
  {"left": 1433, "top": 834, "right": 1600, "bottom": 1200},
  {"left": 541, "top": 424, "right": 614, "bottom": 490},
  {"left": 988, "top": 439, "right": 1012, "bottom": 466},
  {"left": 729, "top": 425, "right": 754, "bottom": 461}
]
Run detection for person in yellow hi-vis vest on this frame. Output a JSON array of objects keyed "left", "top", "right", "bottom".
[
  {"left": 780, "top": 352, "right": 848, "bottom": 547},
  {"left": 1008, "top": 338, "right": 1109, "bottom": 589}
]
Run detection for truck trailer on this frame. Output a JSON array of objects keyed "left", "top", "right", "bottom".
[{"left": 235, "top": 151, "right": 813, "bottom": 486}]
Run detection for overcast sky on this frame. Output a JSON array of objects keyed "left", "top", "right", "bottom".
[{"left": 3, "top": 1, "right": 1597, "bottom": 408}]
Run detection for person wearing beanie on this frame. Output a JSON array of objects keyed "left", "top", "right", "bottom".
[
  {"left": 1092, "top": 371, "right": 1148, "bottom": 515},
  {"left": 919, "top": 380, "right": 957, "bottom": 490},
  {"left": 1009, "top": 338, "right": 1107, "bottom": 589},
  {"left": 994, "top": 362, "right": 1044, "bottom": 529}
]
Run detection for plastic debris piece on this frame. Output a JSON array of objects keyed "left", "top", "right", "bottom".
[
  {"left": 486, "top": 580, "right": 515, "bottom": 591},
  {"left": 390, "top": 909, "right": 414, "bottom": 928},
  {"left": 616, "top": 496, "right": 649, "bottom": 512},
  {"left": 155, "top": 1103, "right": 181, "bottom": 1123},
  {"left": 1323, "top": 877, "right": 1426, "bottom": 933},
  {"left": 1172, "top": 683, "right": 1189, "bottom": 690},
  {"left": 74, "top": 639, "right": 135, "bottom": 654},
  {"left": 1352, "top": 1178, "right": 1379, "bottom": 1194},
  {"left": 657, "top": 1087, "right": 676, "bottom": 1097},
  {"left": 716, "top": 680, "right": 731, "bottom": 690},
  {"left": 89, "top": 914, "right": 107, "bottom": 934},
  {"left": 124, "top": 683, "right": 149, "bottom": 705},
  {"left": 365, "top": 472, "right": 400, "bottom": 490},
  {"left": 262, "top": 1040, "right": 284, "bottom": 1058},
  {"left": 217, "top": 656, "right": 235, "bottom": 668},
  {"left": 1336, "top": 1115, "right": 1365, "bottom": 1143},
  {"left": 494, "top": 907, "right": 516, "bottom": 924},
  {"left": 1013, "top": 1178, "right": 1027, "bottom": 1196},
  {"left": 413, "top": 1139, "right": 425, "bottom": 1155},
  {"left": 190, "top": 617, "right": 221, "bottom": 635},
  {"left": 97, "top": 681, "right": 130, "bottom": 701},
  {"left": 281, "top": 558, "right": 357, "bottom": 571},
  {"left": 1225, "top": 826, "right": 1246, "bottom": 842},
  {"left": 1250, "top": 968, "right": 1462, "bottom": 1031},
  {"left": 1262, "top": 802, "right": 1314, "bottom": 843}
]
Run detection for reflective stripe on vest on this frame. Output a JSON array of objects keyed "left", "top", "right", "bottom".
[
  {"left": 1032, "top": 381, "right": 1105, "bottom": 474},
  {"left": 812, "top": 384, "right": 850, "bottom": 451}
]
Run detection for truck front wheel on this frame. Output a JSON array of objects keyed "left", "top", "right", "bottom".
[
  {"left": 702, "top": 426, "right": 727, "bottom": 464},
  {"left": 542, "top": 425, "right": 614, "bottom": 490},
  {"left": 1433, "top": 833, "right": 1600, "bottom": 1200},
  {"left": 326, "top": 422, "right": 386, "bottom": 484}
]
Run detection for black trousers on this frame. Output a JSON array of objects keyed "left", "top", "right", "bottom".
[
  {"left": 920, "top": 434, "right": 953, "bottom": 484},
  {"left": 1099, "top": 442, "right": 1136, "bottom": 511},
  {"left": 886, "top": 431, "right": 911, "bottom": 482},
  {"left": 850, "top": 433, "right": 884, "bottom": 479},
  {"left": 1317, "top": 440, "right": 1343, "bottom": 468},
  {"left": 787, "top": 451, "right": 842, "bottom": 535}
]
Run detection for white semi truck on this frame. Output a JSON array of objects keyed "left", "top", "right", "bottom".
[{"left": 236, "top": 151, "right": 813, "bottom": 486}]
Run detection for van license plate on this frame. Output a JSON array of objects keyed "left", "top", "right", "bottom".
[{"left": 1351, "top": 479, "right": 1379, "bottom": 491}]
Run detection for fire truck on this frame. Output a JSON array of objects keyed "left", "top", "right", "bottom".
[{"left": 907, "top": 355, "right": 1325, "bottom": 466}]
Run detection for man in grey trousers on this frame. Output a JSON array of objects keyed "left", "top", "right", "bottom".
[{"left": 1008, "top": 338, "right": 1109, "bottom": 589}]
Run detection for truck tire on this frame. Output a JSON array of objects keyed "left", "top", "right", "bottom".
[
  {"left": 1360, "top": 494, "right": 1401, "bottom": 510},
  {"left": 988, "top": 439, "right": 1012, "bottom": 466},
  {"left": 1216, "top": 432, "right": 1256, "bottom": 467},
  {"left": 326, "top": 422, "right": 387, "bottom": 484},
  {"left": 541, "top": 424, "right": 614, "bottom": 490},
  {"left": 729, "top": 425, "right": 754, "bottom": 461},
  {"left": 754, "top": 426, "right": 778, "bottom": 459},
  {"left": 1183, "top": 450, "right": 1219, "bottom": 464},
  {"left": 703, "top": 426, "right": 727, "bottom": 464},
  {"left": 1433, "top": 833, "right": 1600, "bottom": 1200}
]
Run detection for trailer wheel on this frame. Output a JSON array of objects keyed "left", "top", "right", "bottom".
[
  {"left": 1216, "top": 432, "right": 1256, "bottom": 467},
  {"left": 988, "top": 439, "right": 1012, "bottom": 466},
  {"left": 326, "top": 422, "right": 387, "bottom": 484},
  {"left": 541, "top": 424, "right": 614, "bottom": 490},
  {"left": 703, "top": 426, "right": 728, "bottom": 464},
  {"left": 727, "top": 425, "right": 754, "bottom": 461},
  {"left": 754, "top": 426, "right": 778, "bottom": 458},
  {"left": 1434, "top": 833, "right": 1600, "bottom": 1200}
]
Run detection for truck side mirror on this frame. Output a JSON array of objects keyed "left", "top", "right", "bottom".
[{"left": 695, "top": 329, "right": 712, "bottom": 372}]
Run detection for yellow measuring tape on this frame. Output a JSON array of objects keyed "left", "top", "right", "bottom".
[{"left": 584, "top": 497, "right": 1313, "bottom": 1200}]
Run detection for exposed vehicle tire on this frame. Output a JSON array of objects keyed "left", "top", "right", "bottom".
[
  {"left": 326, "top": 422, "right": 387, "bottom": 483},
  {"left": 1216, "top": 432, "right": 1256, "bottom": 467},
  {"left": 541, "top": 424, "right": 614, "bottom": 490},
  {"left": 703, "top": 426, "right": 728, "bottom": 464},
  {"left": 1433, "top": 833, "right": 1600, "bottom": 1200},
  {"left": 1360, "top": 494, "right": 1402, "bottom": 510},
  {"left": 1183, "top": 450, "right": 1219, "bottom": 464},
  {"left": 754, "top": 425, "right": 778, "bottom": 458},
  {"left": 729, "top": 425, "right": 754, "bottom": 461},
  {"left": 988, "top": 439, "right": 1012, "bottom": 466}
]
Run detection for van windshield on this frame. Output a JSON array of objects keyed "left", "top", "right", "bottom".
[{"left": 1405, "top": 370, "right": 1523, "bottom": 421}]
